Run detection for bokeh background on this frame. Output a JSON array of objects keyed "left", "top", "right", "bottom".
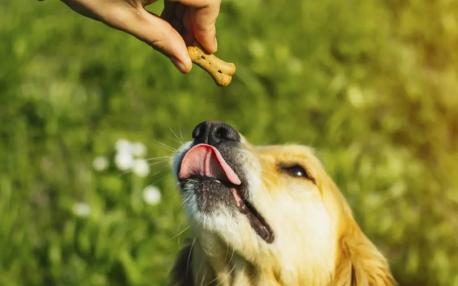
[{"left": 1, "top": 0, "right": 458, "bottom": 285}]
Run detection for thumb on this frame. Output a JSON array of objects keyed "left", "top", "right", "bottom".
[
  {"left": 187, "top": 5, "right": 219, "bottom": 53},
  {"left": 171, "top": 0, "right": 220, "bottom": 53},
  {"left": 106, "top": 7, "right": 192, "bottom": 73}
]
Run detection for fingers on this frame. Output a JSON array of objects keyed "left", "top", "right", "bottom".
[
  {"left": 104, "top": 6, "right": 192, "bottom": 73},
  {"left": 189, "top": 5, "right": 219, "bottom": 53},
  {"left": 63, "top": 0, "right": 221, "bottom": 72},
  {"left": 162, "top": 2, "right": 186, "bottom": 38},
  {"left": 169, "top": 0, "right": 220, "bottom": 53}
]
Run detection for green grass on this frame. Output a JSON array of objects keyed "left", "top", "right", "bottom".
[{"left": 1, "top": 0, "right": 458, "bottom": 285}]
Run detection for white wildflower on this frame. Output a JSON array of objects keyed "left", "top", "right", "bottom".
[
  {"left": 114, "top": 138, "right": 148, "bottom": 173},
  {"left": 133, "top": 159, "right": 150, "bottom": 177},
  {"left": 115, "top": 139, "right": 132, "bottom": 154},
  {"left": 72, "top": 202, "right": 91, "bottom": 217},
  {"left": 131, "top": 142, "right": 147, "bottom": 157},
  {"left": 142, "top": 185, "right": 161, "bottom": 205},
  {"left": 115, "top": 151, "right": 134, "bottom": 171},
  {"left": 92, "top": 156, "right": 109, "bottom": 171}
]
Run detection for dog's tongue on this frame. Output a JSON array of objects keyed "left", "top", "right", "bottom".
[{"left": 179, "top": 144, "right": 241, "bottom": 185}]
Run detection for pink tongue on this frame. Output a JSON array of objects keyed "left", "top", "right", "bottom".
[{"left": 179, "top": 144, "right": 241, "bottom": 185}]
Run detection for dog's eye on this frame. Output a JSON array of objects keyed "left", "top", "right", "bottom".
[{"left": 280, "top": 164, "right": 311, "bottom": 180}]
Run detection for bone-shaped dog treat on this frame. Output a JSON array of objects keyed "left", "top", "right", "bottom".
[{"left": 187, "top": 46, "right": 236, "bottom": 87}]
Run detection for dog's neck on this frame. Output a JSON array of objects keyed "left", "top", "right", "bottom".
[
  {"left": 170, "top": 209, "right": 395, "bottom": 286},
  {"left": 190, "top": 242, "right": 281, "bottom": 286},
  {"left": 182, "top": 236, "right": 336, "bottom": 286}
]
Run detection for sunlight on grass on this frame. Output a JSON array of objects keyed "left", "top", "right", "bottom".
[{"left": 1, "top": 0, "right": 458, "bottom": 285}]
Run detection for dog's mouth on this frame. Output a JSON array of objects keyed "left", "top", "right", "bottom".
[{"left": 178, "top": 144, "right": 274, "bottom": 243}]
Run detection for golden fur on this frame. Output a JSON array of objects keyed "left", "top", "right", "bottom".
[{"left": 171, "top": 139, "right": 395, "bottom": 286}]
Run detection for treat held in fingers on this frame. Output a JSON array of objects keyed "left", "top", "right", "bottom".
[{"left": 187, "top": 46, "right": 236, "bottom": 87}]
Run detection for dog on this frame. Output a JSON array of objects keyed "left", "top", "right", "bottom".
[{"left": 171, "top": 121, "right": 395, "bottom": 286}]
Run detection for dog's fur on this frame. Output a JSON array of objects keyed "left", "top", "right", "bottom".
[{"left": 171, "top": 135, "right": 395, "bottom": 286}]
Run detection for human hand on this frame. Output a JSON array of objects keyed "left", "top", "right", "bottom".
[{"left": 61, "top": 0, "right": 221, "bottom": 73}]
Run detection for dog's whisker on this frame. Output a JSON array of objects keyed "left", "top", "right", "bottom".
[
  {"left": 168, "top": 127, "right": 185, "bottom": 145},
  {"left": 224, "top": 264, "right": 236, "bottom": 286},
  {"left": 153, "top": 139, "right": 178, "bottom": 153},
  {"left": 172, "top": 225, "right": 190, "bottom": 240},
  {"left": 181, "top": 196, "right": 193, "bottom": 208},
  {"left": 201, "top": 272, "right": 207, "bottom": 286},
  {"left": 145, "top": 156, "right": 171, "bottom": 162},
  {"left": 211, "top": 245, "right": 236, "bottom": 286},
  {"left": 147, "top": 161, "right": 169, "bottom": 168},
  {"left": 148, "top": 170, "right": 168, "bottom": 181},
  {"left": 228, "top": 248, "right": 235, "bottom": 267},
  {"left": 207, "top": 275, "right": 217, "bottom": 286},
  {"left": 186, "top": 238, "right": 197, "bottom": 280}
]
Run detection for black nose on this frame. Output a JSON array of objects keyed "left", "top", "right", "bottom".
[{"left": 192, "top": 121, "right": 240, "bottom": 145}]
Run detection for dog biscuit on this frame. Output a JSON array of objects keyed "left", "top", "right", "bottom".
[{"left": 187, "top": 46, "right": 236, "bottom": 87}]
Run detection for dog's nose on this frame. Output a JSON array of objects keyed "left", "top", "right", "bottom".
[{"left": 192, "top": 121, "right": 240, "bottom": 145}]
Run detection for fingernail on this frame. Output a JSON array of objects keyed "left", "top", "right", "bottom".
[
  {"left": 171, "top": 57, "right": 188, "bottom": 73},
  {"left": 214, "top": 37, "right": 218, "bottom": 52}
]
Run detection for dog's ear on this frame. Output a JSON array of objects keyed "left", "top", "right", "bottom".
[
  {"left": 169, "top": 244, "right": 194, "bottom": 286},
  {"left": 332, "top": 225, "right": 396, "bottom": 286}
]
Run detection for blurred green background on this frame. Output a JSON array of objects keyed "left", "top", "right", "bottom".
[{"left": 1, "top": 0, "right": 458, "bottom": 285}]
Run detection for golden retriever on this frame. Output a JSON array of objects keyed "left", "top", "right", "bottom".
[{"left": 171, "top": 121, "right": 395, "bottom": 286}]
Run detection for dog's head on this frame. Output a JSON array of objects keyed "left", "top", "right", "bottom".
[{"left": 173, "top": 121, "right": 394, "bottom": 285}]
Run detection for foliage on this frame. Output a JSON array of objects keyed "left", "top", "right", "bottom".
[{"left": 1, "top": 0, "right": 458, "bottom": 285}]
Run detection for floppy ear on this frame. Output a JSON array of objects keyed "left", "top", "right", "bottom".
[{"left": 332, "top": 224, "right": 396, "bottom": 286}]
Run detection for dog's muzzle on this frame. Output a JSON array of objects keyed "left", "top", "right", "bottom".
[{"left": 176, "top": 121, "right": 275, "bottom": 243}]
